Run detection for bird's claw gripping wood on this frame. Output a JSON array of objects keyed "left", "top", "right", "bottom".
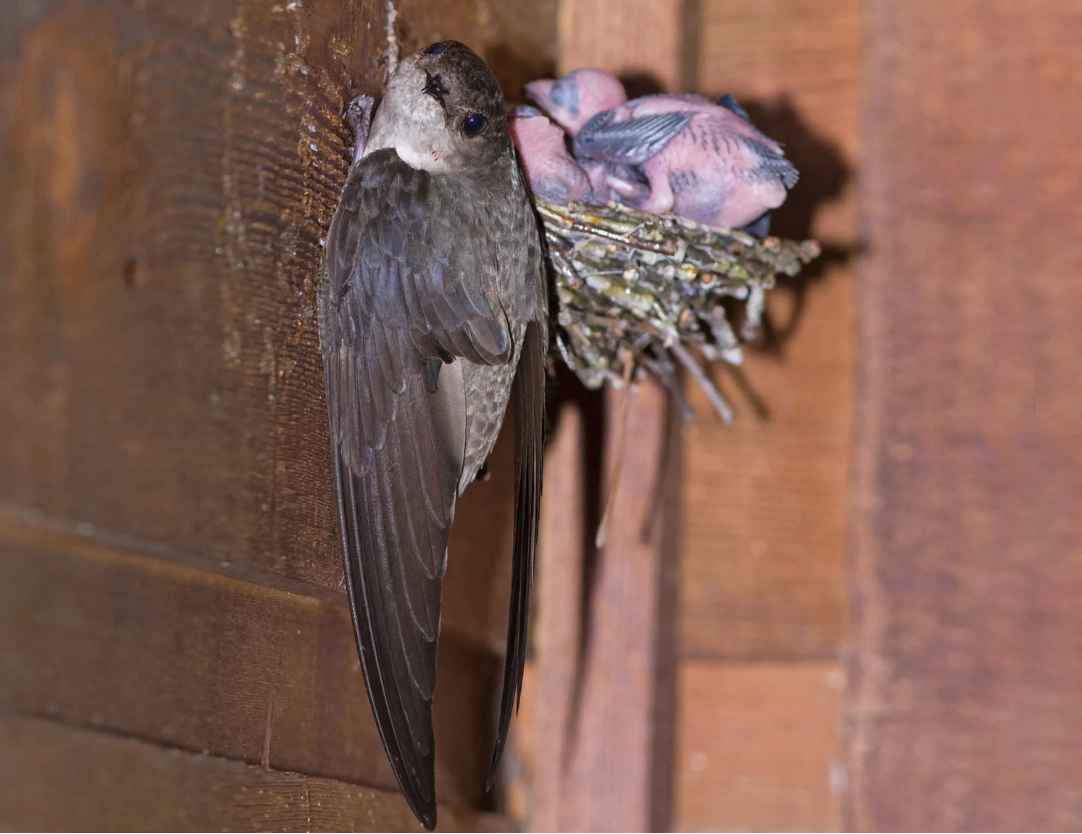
[{"left": 345, "top": 94, "right": 376, "bottom": 164}]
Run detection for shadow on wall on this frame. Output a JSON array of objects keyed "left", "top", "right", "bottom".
[
  {"left": 484, "top": 42, "right": 556, "bottom": 104},
  {"left": 738, "top": 96, "right": 853, "bottom": 356}
]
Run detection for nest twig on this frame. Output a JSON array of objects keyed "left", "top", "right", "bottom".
[{"left": 538, "top": 198, "right": 821, "bottom": 421}]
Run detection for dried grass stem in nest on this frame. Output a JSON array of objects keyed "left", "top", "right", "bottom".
[{"left": 539, "top": 198, "right": 821, "bottom": 422}]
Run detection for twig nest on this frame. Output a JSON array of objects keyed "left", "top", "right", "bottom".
[{"left": 538, "top": 198, "right": 820, "bottom": 421}]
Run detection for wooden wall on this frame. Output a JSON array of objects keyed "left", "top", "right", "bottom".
[
  {"left": 0, "top": 0, "right": 554, "bottom": 828},
  {"left": 674, "top": 1, "right": 859, "bottom": 830},
  {"left": 849, "top": 1, "right": 1082, "bottom": 829},
  {"left": 507, "top": 1, "right": 859, "bottom": 831},
  {"left": 6, "top": 0, "right": 1081, "bottom": 831}
]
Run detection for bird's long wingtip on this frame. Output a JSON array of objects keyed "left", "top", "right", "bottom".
[
  {"left": 417, "top": 804, "right": 438, "bottom": 831},
  {"left": 485, "top": 747, "right": 503, "bottom": 793}
]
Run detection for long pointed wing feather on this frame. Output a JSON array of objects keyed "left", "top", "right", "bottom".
[
  {"left": 319, "top": 149, "right": 513, "bottom": 830},
  {"left": 573, "top": 110, "right": 694, "bottom": 165},
  {"left": 487, "top": 317, "right": 547, "bottom": 787},
  {"left": 330, "top": 365, "right": 463, "bottom": 829}
]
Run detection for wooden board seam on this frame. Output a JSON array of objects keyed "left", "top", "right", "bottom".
[
  {"left": 0, "top": 500, "right": 501, "bottom": 655},
  {"left": 677, "top": 653, "right": 848, "bottom": 665},
  {"left": 0, "top": 714, "right": 509, "bottom": 830},
  {"left": 0, "top": 500, "right": 346, "bottom": 605}
]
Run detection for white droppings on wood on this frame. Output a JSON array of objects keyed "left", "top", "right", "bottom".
[{"left": 383, "top": 0, "right": 399, "bottom": 84}]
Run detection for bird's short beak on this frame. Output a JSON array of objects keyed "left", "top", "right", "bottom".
[{"left": 523, "top": 79, "right": 555, "bottom": 110}]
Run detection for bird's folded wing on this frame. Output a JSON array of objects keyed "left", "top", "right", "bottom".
[
  {"left": 328, "top": 362, "right": 461, "bottom": 831},
  {"left": 573, "top": 110, "right": 694, "bottom": 165},
  {"left": 488, "top": 317, "right": 547, "bottom": 787},
  {"left": 741, "top": 136, "right": 800, "bottom": 188},
  {"left": 318, "top": 149, "right": 513, "bottom": 830}
]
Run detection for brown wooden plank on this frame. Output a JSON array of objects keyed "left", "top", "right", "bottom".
[
  {"left": 519, "top": 5, "right": 689, "bottom": 828},
  {"left": 527, "top": 405, "right": 585, "bottom": 831},
  {"left": 0, "top": 0, "right": 554, "bottom": 651},
  {"left": 0, "top": 514, "right": 496, "bottom": 808},
  {"left": 557, "top": 0, "right": 688, "bottom": 91},
  {"left": 674, "top": 662, "right": 844, "bottom": 832},
  {"left": 849, "top": 1, "right": 1082, "bottom": 829},
  {"left": 528, "top": 384, "right": 681, "bottom": 832},
  {"left": 679, "top": 274, "right": 852, "bottom": 660},
  {"left": 0, "top": 716, "right": 508, "bottom": 832},
  {"left": 546, "top": 15, "right": 687, "bottom": 829},
  {"left": 678, "top": 0, "right": 859, "bottom": 661}
]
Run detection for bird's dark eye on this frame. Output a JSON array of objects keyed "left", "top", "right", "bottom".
[
  {"left": 462, "top": 112, "right": 487, "bottom": 136},
  {"left": 425, "top": 42, "right": 446, "bottom": 55}
]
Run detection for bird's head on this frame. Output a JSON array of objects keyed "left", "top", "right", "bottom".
[
  {"left": 524, "top": 68, "right": 627, "bottom": 136},
  {"left": 366, "top": 40, "right": 511, "bottom": 173}
]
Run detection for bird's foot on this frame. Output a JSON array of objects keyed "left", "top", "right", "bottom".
[
  {"left": 740, "top": 210, "right": 772, "bottom": 239},
  {"left": 345, "top": 95, "right": 376, "bottom": 164}
]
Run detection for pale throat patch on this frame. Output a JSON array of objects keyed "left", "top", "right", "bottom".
[
  {"left": 363, "top": 93, "right": 454, "bottom": 173},
  {"left": 390, "top": 140, "right": 453, "bottom": 173}
]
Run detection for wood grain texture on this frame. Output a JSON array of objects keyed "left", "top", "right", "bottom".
[
  {"left": 558, "top": 0, "right": 687, "bottom": 92},
  {"left": 508, "top": 4, "right": 691, "bottom": 828},
  {"left": 678, "top": 0, "right": 859, "bottom": 661},
  {"left": 526, "top": 405, "right": 585, "bottom": 831},
  {"left": 0, "top": 512, "right": 496, "bottom": 808},
  {"left": 674, "top": 662, "right": 844, "bottom": 832},
  {"left": 849, "top": 1, "right": 1082, "bottom": 829},
  {"left": 0, "top": 0, "right": 554, "bottom": 651},
  {"left": 528, "top": 386, "right": 681, "bottom": 832},
  {"left": 0, "top": 716, "right": 509, "bottom": 832},
  {"left": 680, "top": 276, "right": 852, "bottom": 661},
  {"left": 0, "top": 0, "right": 558, "bottom": 828}
]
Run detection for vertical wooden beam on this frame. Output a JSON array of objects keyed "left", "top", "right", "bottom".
[
  {"left": 670, "top": 3, "right": 859, "bottom": 829},
  {"left": 530, "top": 404, "right": 586, "bottom": 830},
  {"left": 851, "top": 1, "right": 1082, "bottom": 829},
  {"left": 532, "top": 386, "right": 680, "bottom": 832},
  {"left": 681, "top": 0, "right": 859, "bottom": 664},
  {"left": 526, "top": 3, "right": 686, "bottom": 830}
]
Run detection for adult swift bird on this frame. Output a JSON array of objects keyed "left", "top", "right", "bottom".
[{"left": 318, "top": 40, "right": 547, "bottom": 830}]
